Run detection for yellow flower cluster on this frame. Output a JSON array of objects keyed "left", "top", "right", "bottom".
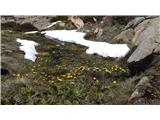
[
  {"left": 53, "top": 64, "right": 128, "bottom": 82},
  {"left": 12, "top": 73, "right": 21, "bottom": 77},
  {"left": 108, "top": 65, "right": 127, "bottom": 73},
  {"left": 56, "top": 73, "right": 77, "bottom": 81}
]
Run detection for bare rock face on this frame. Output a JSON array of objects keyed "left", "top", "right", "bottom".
[
  {"left": 113, "top": 28, "right": 134, "bottom": 42},
  {"left": 123, "top": 17, "right": 145, "bottom": 30},
  {"left": 129, "top": 73, "right": 160, "bottom": 104},
  {"left": 128, "top": 76, "right": 151, "bottom": 102},
  {"left": 127, "top": 17, "right": 160, "bottom": 63},
  {"left": 125, "top": 17, "right": 160, "bottom": 104},
  {"left": 113, "top": 16, "right": 160, "bottom": 70}
]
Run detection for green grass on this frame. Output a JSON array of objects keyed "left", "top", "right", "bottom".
[{"left": 1, "top": 30, "right": 134, "bottom": 105}]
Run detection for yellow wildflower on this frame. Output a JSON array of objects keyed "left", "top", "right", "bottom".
[
  {"left": 57, "top": 77, "right": 63, "bottom": 81},
  {"left": 105, "top": 69, "right": 111, "bottom": 74},
  {"left": 33, "top": 66, "right": 36, "bottom": 68},
  {"left": 17, "top": 74, "right": 20, "bottom": 77},
  {"left": 113, "top": 81, "right": 117, "bottom": 84}
]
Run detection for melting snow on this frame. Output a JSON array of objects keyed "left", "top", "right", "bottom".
[
  {"left": 43, "top": 30, "right": 130, "bottom": 58},
  {"left": 16, "top": 38, "right": 39, "bottom": 62},
  {"left": 45, "top": 21, "right": 62, "bottom": 29},
  {"left": 25, "top": 31, "right": 38, "bottom": 34}
]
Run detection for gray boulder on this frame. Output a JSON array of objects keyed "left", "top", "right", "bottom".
[
  {"left": 123, "top": 17, "right": 145, "bottom": 30},
  {"left": 128, "top": 17, "right": 160, "bottom": 63},
  {"left": 113, "top": 28, "right": 134, "bottom": 42}
]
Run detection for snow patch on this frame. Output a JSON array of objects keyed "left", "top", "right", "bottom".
[
  {"left": 25, "top": 31, "right": 38, "bottom": 34},
  {"left": 43, "top": 30, "right": 130, "bottom": 58},
  {"left": 16, "top": 38, "right": 39, "bottom": 62},
  {"left": 45, "top": 21, "right": 62, "bottom": 29}
]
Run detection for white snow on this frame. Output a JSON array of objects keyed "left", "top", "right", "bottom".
[
  {"left": 43, "top": 30, "right": 130, "bottom": 58},
  {"left": 16, "top": 38, "right": 39, "bottom": 62},
  {"left": 25, "top": 31, "right": 38, "bottom": 34},
  {"left": 45, "top": 21, "right": 62, "bottom": 29}
]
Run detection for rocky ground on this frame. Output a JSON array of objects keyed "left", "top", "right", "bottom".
[{"left": 1, "top": 16, "right": 160, "bottom": 105}]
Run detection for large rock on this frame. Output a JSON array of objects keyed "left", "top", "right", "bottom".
[
  {"left": 128, "top": 76, "right": 151, "bottom": 102},
  {"left": 113, "top": 28, "right": 134, "bottom": 42},
  {"left": 129, "top": 72, "right": 160, "bottom": 104},
  {"left": 123, "top": 17, "right": 145, "bottom": 30},
  {"left": 127, "top": 17, "right": 160, "bottom": 63}
]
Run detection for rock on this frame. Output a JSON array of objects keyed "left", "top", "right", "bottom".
[
  {"left": 1, "top": 16, "right": 58, "bottom": 31},
  {"left": 114, "top": 28, "right": 134, "bottom": 42},
  {"left": 94, "top": 28, "right": 103, "bottom": 38},
  {"left": 1, "top": 16, "right": 15, "bottom": 24},
  {"left": 129, "top": 75, "right": 160, "bottom": 104},
  {"left": 123, "top": 17, "right": 145, "bottom": 30},
  {"left": 128, "top": 17, "right": 160, "bottom": 63},
  {"left": 145, "top": 16, "right": 159, "bottom": 19},
  {"left": 102, "top": 16, "right": 113, "bottom": 26},
  {"left": 16, "top": 22, "right": 38, "bottom": 32},
  {"left": 134, "top": 19, "right": 150, "bottom": 33},
  {"left": 128, "top": 76, "right": 151, "bottom": 102},
  {"left": 131, "top": 26, "right": 145, "bottom": 44},
  {"left": 154, "top": 44, "right": 160, "bottom": 53},
  {"left": 68, "top": 16, "right": 84, "bottom": 29}
]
